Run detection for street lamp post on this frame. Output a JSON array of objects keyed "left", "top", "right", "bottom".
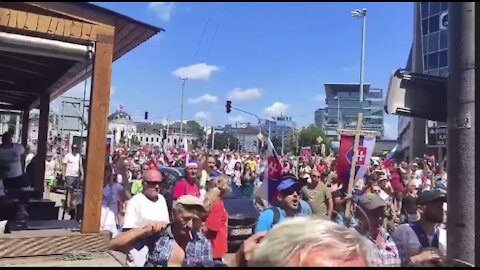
[
  {"left": 179, "top": 78, "right": 188, "bottom": 139},
  {"left": 351, "top": 8, "right": 367, "bottom": 106}
]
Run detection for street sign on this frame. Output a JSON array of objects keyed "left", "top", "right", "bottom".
[
  {"left": 316, "top": 136, "right": 323, "bottom": 144},
  {"left": 257, "top": 133, "right": 264, "bottom": 140},
  {"left": 426, "top": 120, "right": 447, "bottom": 147}
]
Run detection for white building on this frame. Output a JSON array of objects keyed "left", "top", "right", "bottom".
[{"left": 107, "top": 110, "right": 137, "bottom": 146}]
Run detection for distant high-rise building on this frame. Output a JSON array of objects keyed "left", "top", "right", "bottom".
[
  {"left": 315, "top": 83, "right": 384, "bottom": 145},
  {"left": 397, "top": 2, "right": 448, "bottom": 160},
  {"left": 314, "top": 109, "right": 326, "bottom": 128}
]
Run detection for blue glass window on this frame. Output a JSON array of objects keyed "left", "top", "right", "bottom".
[
  {"left": 423, "top": 35, "right": 429, "bottom": 54},
  {"left": 427, "top": 52, "right": 439, "bottom": 70},
  {"left": 421, "top": 2, "right": 429, "bottom": 19},
  {"left": 429, "top": 2, "right": 440, "bottom": 16},
  {"left": 440, "top": 2, "right": 448, "bottom": 12},
  {"left": 422, "top": 18, "right": 429, "bottom": 35},
  {"left": 428, "top": 32, "right": 439, "bottom": 53},
  {"left": 439, "top": 30, "right": 448, "bottom": 49},
  {"left": 429, "top": 15, "right": 440, "bottom": 33},
  {"left": 439, "top": 49, "right": 448, "bottom": 68}
]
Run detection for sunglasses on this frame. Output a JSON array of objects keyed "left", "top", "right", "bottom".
[
  {"left": 144, "top": 180, "right": 162, "bottom": 186},
  {"left": 311, "top": 175, "right": 321, "bottom": 179},
  {"left": 280, "top": 187, "right": 301, "bottom": 196},
  {"left": 372, "top": 189, "right": 381, "bottom": 193}
]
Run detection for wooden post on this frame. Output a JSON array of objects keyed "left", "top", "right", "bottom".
[
  {"left": 21, "top": 110, "right": 29, "bottom": 171},
  {"left": 345, "top": 113, "right": 363, "bottom": 218},
  {"left": 81, "top": 41, "right": 113, "bottom": 233},
  {"left": 35, "top": 93, "right": 50, "bottom": 193}
]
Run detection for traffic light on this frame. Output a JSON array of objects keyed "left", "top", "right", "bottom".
[
  {"left": 144, "top": 111, "right": 149, "bottom": 120},
  {"left": 225, "top": 100, "right": 232, "bottom": 114}
]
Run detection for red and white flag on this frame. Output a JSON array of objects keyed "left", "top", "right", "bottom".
[{"left": 258, "top": 138, "right": 283, "bottom": 203}]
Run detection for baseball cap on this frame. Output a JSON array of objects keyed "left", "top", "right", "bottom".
[
  {"left": 277, "top": 178, "right": 303, "bottom": 192},
  {"left": 176, "top": 195, "right": 205, "bottom": 209},
  {"left": 417, "top": 190, "right": 446, "bottom": 205},
  {"left": 358, "top": 193, "right": 385, "bottom": 211}
]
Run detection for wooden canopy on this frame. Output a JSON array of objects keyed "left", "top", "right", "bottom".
[
  {"left": 0, "top": 2, "right": 163, "bottom": 110},
  {"left": 0, "top": 2, "right": 162, "bottom": 233}
]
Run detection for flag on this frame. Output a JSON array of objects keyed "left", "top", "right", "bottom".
[
  {"left": 257, "top": 138, "right": 283, "bottom": 203},
  {"left": 336, "top": 135, "right": 376, "bottom": 188},
  {"left": 183, "top": 137, "right": 190, "bottom": 163},
  {"left": 385, "top": 144, "right": 398, "bottom": 161}
]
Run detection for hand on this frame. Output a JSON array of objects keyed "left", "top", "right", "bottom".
[
  {"left": 414, "top": 248, "right": 444, "bottom": 265},
  {"left": 142, "top": 221, "right": 170, "bottom": 236},
  {"left": 229, "top": 232, "right": 267, "bottom": 267}
]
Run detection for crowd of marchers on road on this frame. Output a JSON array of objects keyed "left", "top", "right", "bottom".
[{"left": 0, "top": 133, "right": 449, "bottom": 267}]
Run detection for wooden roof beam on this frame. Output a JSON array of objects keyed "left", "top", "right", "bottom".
[{"left": 0, "top": 7, "right": 115, "bottom": 43}]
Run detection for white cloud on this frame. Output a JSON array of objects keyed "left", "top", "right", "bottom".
[
  {"left": 187, "top": 93, "right": 218, "bottom": 104},
  {"left": 227, "top": 88, "right": 262, "bottom": 101},
  {"left": 149, "top": 2, "right": 175, "bottom": 22},
  {"left": 172, "top": 63, "right": 219, "bottom": 81},
  {"left": 229, "top": 115, "right": 246, "bottom": 123},
  {"left": 264, "top": 102, "right": 289, "bottom": 117},
  {"left": 194, "top": 111, "right": 211, "bottom": 121}
]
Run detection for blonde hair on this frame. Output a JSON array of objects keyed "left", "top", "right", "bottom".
[
  {"left": 251, "top": 216, "right": 371, "bottom": 267},
  {"left": 203, "top": 175, "right": 232, "bottom": 213}
]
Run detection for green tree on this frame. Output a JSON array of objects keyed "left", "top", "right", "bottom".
[
  {"left": 298, "top": 124, "right": 332, "bottom": 156},
  {"left": 186, "top": 120, "right": 205, "bottom": 142},
  {"left": 207, "top": 132, "right": 237, "bottom": 151}
]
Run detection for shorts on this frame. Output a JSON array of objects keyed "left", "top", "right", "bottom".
[
  {"left": 3, "top": 174, "right": 28, "bottom": 191},
  {"left": 45, "top": 178, "right": 56, "bottom": 187},
  {"left": 65, "top": 176, "right": 79, "bottom": 190}
]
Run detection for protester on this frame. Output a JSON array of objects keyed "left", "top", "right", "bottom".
[
  {"left": 203, "top": 175, "right": 231, "bottom": 262},
  {"left": 62, "top": 144, "right": 83, "bottom": 210},
  {"left": 392, "top": 190, "right": 447, "bottom": 267},
  {"left": 172, "top": 162, "right": 201, "bottom": 201},
  {"left": 122, "top": 169, "right": 170, "bottom": 267},
  {"left": 44, "top": 153, "right": 56, "bottom": 199},
  {"left": 100, "top": 163, "right": 127, "bottom": 237},
  {"left": 110, "top": 195, "right": 214, "bottom": 267},
  {"left": 401, "top": 180, "right": 419, "bottom": 223},
  {"left": 250, "top": 217, "right": 371, "bottom": 267},
  {"left": 255, "top": 176, "right": 312, "bottom": 233},
  {"left": 199, "top": 156, "right": 216, "bottom": 190},
  {"left": 0, "top": 132, "right": 28, "bottom": 190},
  {"left": 241, "top": 166, "right": 256, "bottom": 200},
  {"left": 354, "top": 193, "right": 411, "bottom": 267},
  {"left": 300, "top": 170, "right": 333, "bottom": 219}
]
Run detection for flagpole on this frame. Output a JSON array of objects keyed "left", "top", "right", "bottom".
[{"left": 345, "top": 113, "right": 363, "bottom": 219}]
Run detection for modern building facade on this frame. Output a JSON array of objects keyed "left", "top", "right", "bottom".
[
  {"left": 314, "top": 109, "right": 326, "bottom": 128},
  {"left": 397, "top": 2, "right": 448, "bottom": 160},
  {"left": 316, "top": 83, "right": 384, "bottom": 144}
]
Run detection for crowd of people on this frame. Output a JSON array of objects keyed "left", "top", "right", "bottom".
[{"left": 0, "top": 132, "right": 449, "bottom": 267}]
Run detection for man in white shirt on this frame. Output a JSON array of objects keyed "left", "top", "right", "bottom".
[
  {"left": 0, "top": 132, "right": 27, "bottom": 190},
  {"left": 44, "top": 153, "right": 56, "bottom": 199},
  {"left": 62, "top": 144, "right": 83, "bottom": 209},
  {"left": 122, "top": 169, "right": 170, "bottom": 267},
  {"left": 392, "top": 190, "right": 447, "bottom": 267}
]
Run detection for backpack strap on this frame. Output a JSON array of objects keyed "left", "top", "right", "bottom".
[
  {"left": 409, "top": 222, "right": 439, "bottom": 248},
  {"left": 269, "top": 207, "right": 281, "bottom": 226}
]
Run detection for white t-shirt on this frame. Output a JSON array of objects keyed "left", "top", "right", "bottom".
[
  {"left": 0, "top": 143, "right": 25, "bottom": 178},
  {"left": 63, "top": 153, "right": 81, "bottom": 177},
  {"left": 25, "top": 153, "right": 35, "bottom": 169},
  {"left": 123, "top": 193, "right": 170, "bottom": 267},
  {"left": 224, "top": 159, "right": 237, "bottom": 176},
  {"left": 45, "top": 160, "right": 56, "bottom": 179},
  {"left": 392, "top": 223, "right": 446, "bottom": 267}
]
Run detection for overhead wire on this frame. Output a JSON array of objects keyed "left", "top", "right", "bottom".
[{"left": 205, "top": 2, "right": 228, "bottom": 62}]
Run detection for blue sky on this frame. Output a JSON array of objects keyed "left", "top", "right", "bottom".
[{"left": 59, "top": 2, "right": 413, "bottom": 139}]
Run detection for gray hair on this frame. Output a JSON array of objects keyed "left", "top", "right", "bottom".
[{"left": 251, "top": 216, "right": 371, "bottom": 267}]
